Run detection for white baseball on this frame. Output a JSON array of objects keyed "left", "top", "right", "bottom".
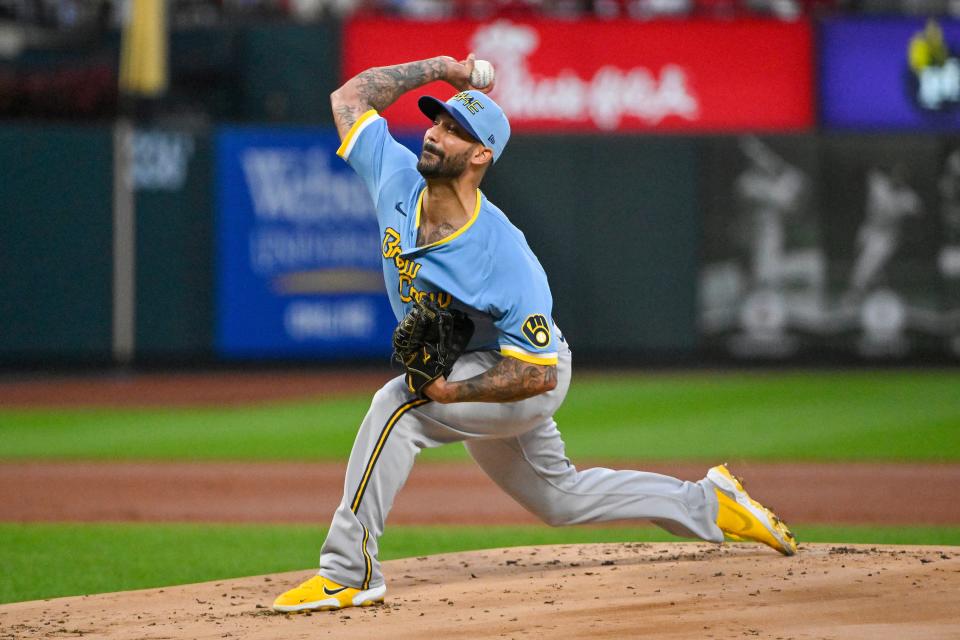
[{"left": 470, "top": 59, "right": 495, "bottom": 89}]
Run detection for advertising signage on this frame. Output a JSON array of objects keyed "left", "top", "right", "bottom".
[
  {"left": 215, "top": 128, "right": 409, "bottom": 359},
  {"left": 343, "top": 19, "right": 814, "bottom": 133},
  {"left": 820, "top": 17, "right": 960, "bottom": 130},
  {"left": 699, "top": 135, "right": 960, "bottom": 359}
]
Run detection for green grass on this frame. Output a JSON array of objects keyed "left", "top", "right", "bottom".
[
  {"left": 2, "top": 522, "right": 958, "bottom": 605},
  {"left": 1, "top": 371, "right": 958, "bottom": 462}
]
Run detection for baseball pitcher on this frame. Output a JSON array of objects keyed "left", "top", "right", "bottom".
[{"left": 273, "top": 54, "right": 797, "bottom": 613}]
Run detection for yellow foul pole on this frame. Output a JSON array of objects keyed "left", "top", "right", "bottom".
[{"left": 119, "top": 0, "right": 168, "bottom": 97}]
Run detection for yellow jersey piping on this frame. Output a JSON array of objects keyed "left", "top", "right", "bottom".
[
  {"left": 500, "top": 345, "right": 559, "bottom": 365},
  {"left": 336, "top": 109, "right": 379, "bottom": 159},
  {"left": 413, "top": 188, "right": 482, "bottom": 250},
  {"left": 350, "top": 397, "right": 429, "bottom": 514},
  {"left": 360, "top": 524, "right": 373, "bottom": 590},
  {"left": 413, "top": 188, "right": 426, "bottom": 229}
]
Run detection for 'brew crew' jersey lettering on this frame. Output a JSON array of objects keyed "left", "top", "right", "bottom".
[{"left": 337, "top": 109, "right": 561, "bottom": 365}]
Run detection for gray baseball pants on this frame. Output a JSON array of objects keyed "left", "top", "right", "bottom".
[{"left": 319, "top": 344, "right": 724, "bottom": 590}]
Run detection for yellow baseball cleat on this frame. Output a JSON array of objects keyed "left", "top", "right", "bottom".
[
  {"left": 707, "top": 464, "right": 798, "bottom": 556},
  {"left": 272, "top": 575, "right": 386, "bottom": 612}
]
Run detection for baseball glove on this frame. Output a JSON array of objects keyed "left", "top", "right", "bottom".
[{"left": 392, "top": 297, "right": 474, "bottom": 397}]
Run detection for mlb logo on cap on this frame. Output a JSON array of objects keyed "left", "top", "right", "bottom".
[{"left": 418, "top": 90, "right": 511, "bottom": 163}]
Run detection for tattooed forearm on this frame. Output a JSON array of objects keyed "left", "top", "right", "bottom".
[
  {"left": 445, "top": 357, "right": 558, "bottom": 403},
  {"left": 355, "top": 59, "right": 447, "bottom": 112},
  {"left": 332, "top": 58, "right": 448, "bottom": 136},
  {"left": 332, "top": 103, "right": 365, "bottom": 134}
]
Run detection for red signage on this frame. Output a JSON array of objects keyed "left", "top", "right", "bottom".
[{"left": 342, "top": 19, "right": 814, "bottom": 132}]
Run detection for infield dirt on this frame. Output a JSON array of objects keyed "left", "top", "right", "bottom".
[
  {"left": 2, "top": 460, "right": 959, "bottom": 525},
  {"left": 2, "top": 542, "right": 957, "bottom": 639}
]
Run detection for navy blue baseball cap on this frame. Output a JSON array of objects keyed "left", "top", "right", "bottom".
[{"left": 418, "top": 90, "right": 511, "bottom": 163}]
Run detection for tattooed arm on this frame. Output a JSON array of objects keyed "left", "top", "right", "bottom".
[
  {"left": 331, "top": 54, "right": 484, "bottom": 140},
  {"left": 424, "top": 357, "right": 558, "bottom": 404}
]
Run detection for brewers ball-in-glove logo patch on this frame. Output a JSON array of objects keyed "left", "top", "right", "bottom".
[{"left": 522, "top": 314, "right": 551, "bottom": 348}]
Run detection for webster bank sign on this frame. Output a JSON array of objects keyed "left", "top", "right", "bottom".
[
  {"left": 342, "top": 19, "right": 814, "bottom": 132},
  {"left": 215, "top": 128, "right": 415, "bottom": 359}
]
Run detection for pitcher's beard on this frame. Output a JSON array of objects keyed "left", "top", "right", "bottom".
[{"left": 418, "top": 147, "right": 470, "bottom": 179}]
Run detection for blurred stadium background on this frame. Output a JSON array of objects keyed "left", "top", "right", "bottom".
[
  {"left": 1, "top": 0, "right": 959, "bottom": 365},
  {"left": 1, "top": 0, "right": 959, "bottom": 607}
]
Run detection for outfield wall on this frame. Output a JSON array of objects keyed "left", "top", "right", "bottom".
[
  {"left": 0, "top": 125, "right": 114, "bottom": 362},
  {"left": 2, "top": 126, "right": 959, "bottom": 365}
]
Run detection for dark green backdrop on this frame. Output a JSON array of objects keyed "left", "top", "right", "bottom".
[
  {"left": 134, "top": 128, "right": 214, "bottom": 359},
  {"left": 0, "top": 125, "right": 114, "bottom": 361},
  {"left": 482, "top": 136, "right": 700, "bottom": 356}
]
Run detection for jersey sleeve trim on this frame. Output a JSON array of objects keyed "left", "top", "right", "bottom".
[
  {"left": 500, "top": 345, "right": 559, "bottom": 366},
  {"left": 336, "top": 110, "right": 380, "bottom": 160}
]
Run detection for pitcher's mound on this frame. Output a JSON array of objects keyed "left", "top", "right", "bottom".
[{"left": 2, "top": 542, "right": 957, "bottom": 639}]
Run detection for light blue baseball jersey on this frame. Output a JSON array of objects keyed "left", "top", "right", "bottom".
[{"left": 337, "top": 110, "right": 560, "bottom": 365}]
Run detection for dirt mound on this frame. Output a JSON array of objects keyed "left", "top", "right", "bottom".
[{"left": 1, "top": 543, "right": 957, "bottom": 639}]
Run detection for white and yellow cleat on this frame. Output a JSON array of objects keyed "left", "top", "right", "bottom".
[
  {"left": 707, "top": 464, "right": 798, "bottom": 556},
  {"left": 272, "top": 575, "right": 386, "bottom": 612}
]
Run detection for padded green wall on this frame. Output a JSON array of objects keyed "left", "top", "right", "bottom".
[
  {"left": 0, "top": 125, "right": 114, "bottom": 361},
  {"left": 482, "top": 136, "right": 700, "bottom": 355},
  {"left": 134, "top": 129, "right": 214, "bottom": 359}
]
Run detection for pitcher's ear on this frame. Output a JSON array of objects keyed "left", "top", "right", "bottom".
[{"left": 473, "top": 146, "right": 493, "bottom": 167}]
